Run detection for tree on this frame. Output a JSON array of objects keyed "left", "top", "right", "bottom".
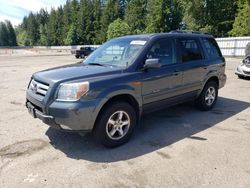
[
  {"left": 0, "top": 20, "right": 17, "bottom": 46},
  {"left": 100, "top": 0, "right": 121, "bottom": 42},
  {"left": 0, "top": 22, "right": 9, "bottom": 46},
  {"left": 145, "top": 0, "right": 183, "bottom": 33},
  {"left": 62, "top": 0, "right": 73, "bottom": 42},
  {"left": 125, "top": 0, "right": 147, "bottom": 34},
  {"left": 64, "top": 24, "right": 78, "bottom": 45},
  {"left": 39, "top": 24, "right": 49, "bottom": 46},
  {"left": 5, "top": 20, "right": 17, "bottom": 46},
  {"left": 230, "top": 0, "right": 250, "bottom": 36},
  {"left": 107, "top": 18, "right": 130, "bottom": 40},
  {"left": 182, "top": 0, "right": 238, "bottom": 37},
  {"left": 26, "top": 12, "right": 40, "bottom": 45}
]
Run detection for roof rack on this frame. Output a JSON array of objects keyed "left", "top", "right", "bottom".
[{"left": 169, "top": 30, "right": 211, "bottom": 35}]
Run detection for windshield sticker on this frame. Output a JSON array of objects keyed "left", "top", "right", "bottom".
[{"left": 130, "top": 40, "right": 147, "bottom": 45}]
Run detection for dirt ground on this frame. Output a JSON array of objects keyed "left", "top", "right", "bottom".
[{"left": 0, "top": 55, "right": 249, "bottom": 188}]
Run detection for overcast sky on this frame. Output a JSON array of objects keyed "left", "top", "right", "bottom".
[{"left": 0, "top": 0, "right": 66, "bottom": 26}]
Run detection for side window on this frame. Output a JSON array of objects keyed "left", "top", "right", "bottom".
[
  {"left": 147, "top": 39, "right": 175, "bottom": 66},
  {"left": 178, "top": 38, "right": 203, "bottom": 62},
  {"left": 203, "top": 38, "right": 222, "bottom": 59}
]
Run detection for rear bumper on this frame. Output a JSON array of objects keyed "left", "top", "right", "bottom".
[{"left": 219, "top": 73, "right": 227, "bottom": 89}]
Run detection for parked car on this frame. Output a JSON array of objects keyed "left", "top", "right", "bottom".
[
  {"left": 235, "top": 54, "right": 250, "bottom": 79},
  {"left": 75, "top": 47, "right": 96, "bottom": 59},
  {"left": 26, "top": 32, "right": 226, "bottom": 147}
]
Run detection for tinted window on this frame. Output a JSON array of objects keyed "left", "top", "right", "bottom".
[
  {"left": 179, "top": 39, "right": 203, "bottom": 62},
  {"left": 203, "top": 38, "right": 222, "bottom": 59},
  {"left": 147, "top": 39, "right": 175, "bottom": 66}
]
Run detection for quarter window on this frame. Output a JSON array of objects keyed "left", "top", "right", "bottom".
[
  {"left": 203, "top": 38, "right": 222, "bottom": 59},
  {"left": 179, "top": 39, "right": 203, "bottom": 62}
]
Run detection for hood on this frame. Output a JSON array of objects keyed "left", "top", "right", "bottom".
[{"left": 33, "top": 64, "right": 122, "bottom": 84}]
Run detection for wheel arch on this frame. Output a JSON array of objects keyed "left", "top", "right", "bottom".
[
  {"left": 198, "top": 76, "right": 219, "bottom": 96},
  {"left": 92, "top": 94, "right": 141, "bottom": 132}
]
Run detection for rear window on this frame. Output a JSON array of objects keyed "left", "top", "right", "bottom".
[
  {"left": 178, "top": 39, "right": 203, "bottom": 62},
  {"left": 202, "top": 38, "right": 222, "bottom": 59}
]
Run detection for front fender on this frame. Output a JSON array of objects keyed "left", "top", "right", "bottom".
[{"left": 90, "top": 84, "right": 142, "bottom": 128}]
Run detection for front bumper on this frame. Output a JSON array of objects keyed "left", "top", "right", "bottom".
[
  {"left": 26, "top": 102, "right": 60, "bottom": 129},
  {"left": 26, "top": 90, "right": 100, "bottom": 131},
  {"left": 235, "top": 65, "right": 250, "bottom": 77}
]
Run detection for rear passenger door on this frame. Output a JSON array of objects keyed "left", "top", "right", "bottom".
[{"left": 177, "top": 38, "right": 207, "bottom": 94}]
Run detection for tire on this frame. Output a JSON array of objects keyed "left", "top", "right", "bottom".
[
  {"left": 93, "top": 102, "right": 137, "bottom": 148},
  {"left": 195, "top": 81, "right": 218, "bottom": 111},
  {"left": 81, "top": 54, "right": 85, "bottom": 59},
  {"left": 238, "top": 75, "right": 244, "bottom": 79},
  {"left": 75, "top": 55, "right": 79, "bottom": 59}
]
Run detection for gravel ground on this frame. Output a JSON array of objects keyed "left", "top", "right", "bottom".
[{"left": 0, "top": 55, "right": 249, "bottom": 188}]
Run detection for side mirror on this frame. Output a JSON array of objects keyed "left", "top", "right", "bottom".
[{"left": 143, "top": 58, "right": 161, "bottom": 70}]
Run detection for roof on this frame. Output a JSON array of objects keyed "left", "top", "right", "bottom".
[{"left": 117, "top": 31, "right": 213, "bottom": 40}]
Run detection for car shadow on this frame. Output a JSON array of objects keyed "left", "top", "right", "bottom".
[{"left": 46, "top": 97, "right": 249, "bottom": 162}]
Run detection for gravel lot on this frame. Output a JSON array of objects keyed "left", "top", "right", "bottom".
[{"left": 0, "top": 55, "right": 249, "bottom": 188}]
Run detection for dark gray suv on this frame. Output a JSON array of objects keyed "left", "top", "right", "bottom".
[{"left": 26, "top": 32, "right": 226, "bottom": 147}]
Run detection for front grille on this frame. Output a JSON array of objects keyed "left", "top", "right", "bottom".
[{"left": 29, "top": 79, "right": 49, "bottom": 97}]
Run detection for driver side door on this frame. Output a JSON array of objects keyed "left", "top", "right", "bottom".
[{"left": 141, "top": 38, "right": 183, "bottom": 112}]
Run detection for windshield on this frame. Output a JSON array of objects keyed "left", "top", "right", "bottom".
[{"left": 83, "top": 38, "right": 148, "bottom": 67}]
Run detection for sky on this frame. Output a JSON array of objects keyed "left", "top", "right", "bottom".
[{"left": 0, "top": 0, "right": 67, "bottom": 26}]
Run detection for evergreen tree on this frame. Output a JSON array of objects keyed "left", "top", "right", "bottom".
[
  {"left": 78, "top": 0, "right": 93, "bottom": 44},
  {"left": 146, "top": 0, "right": 182, "bottom": 33},
  {"left": 5, "top": 20, "right": 17, "bottom": 46},
  {"left": 182, "top": 0, "right": 237, "bottom": 37},
  {"left": 64, "top": 24, "right": 78, "bottom": 45},
  {"left": 100, "top": 0, "right": 121, "bottom": 42},
  {"left": 39, "top": 24, "right": 49, "bottom": 46},
  {"left": 92, "top": 0, "right": 103, "bottom": 44},
  {"left": 230, "top": 0, "right": 250, "bottom": 36},
  {"left": 26, "top": 13, "right": 40, "bottom": 45},
  {"left": 125, "top": 0, "right": 147, "bottom": 34},
  {"left": 62, "top": 0, "right": 73, "bottom": 42},
  {"left": 0, "top": 22, "right": 9, "bottom": 46}
]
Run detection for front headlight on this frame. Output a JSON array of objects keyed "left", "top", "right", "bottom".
[
  {"left": 57, "top": 81, "right": 89, "bottom": 101},
  {"left": 240, "top": 60, "right": 245, "bottom": 66}
]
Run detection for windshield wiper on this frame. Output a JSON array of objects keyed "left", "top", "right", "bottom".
[
  {"left": 87, "top": 62, "right": 106, "bottom": 66},
  {"left": 87, "top": 62, "right": 119, "bottom": 67}
]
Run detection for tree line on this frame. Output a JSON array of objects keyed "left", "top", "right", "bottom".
[
  {"left": 0, "top": 20, "right": 17, "bottom": 46},
  {"left": 2, "top": 0, "right": 250, "bottom": 46}
]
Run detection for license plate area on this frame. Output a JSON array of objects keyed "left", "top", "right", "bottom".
[{"left": 27, "top": 102, "right": 36, "bottom": 118}]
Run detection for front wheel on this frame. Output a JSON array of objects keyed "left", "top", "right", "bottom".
[
  {"left": 93, "top": 102, "right": 137, "bottom": 148},
  {"left": 195, "top": 81, "right": 218, "bottom": 111}
]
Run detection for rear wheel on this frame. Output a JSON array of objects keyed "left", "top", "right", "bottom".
[
  {"left": 75, "top": 55, "right": 79, "bottom": 59},
  {"left": 195, "top": 81, "right": 218, "bottom": 111},
  {"left": 93, "top": 102, "right": 136, "bottom": 148}
]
